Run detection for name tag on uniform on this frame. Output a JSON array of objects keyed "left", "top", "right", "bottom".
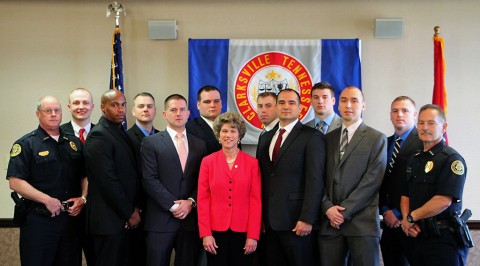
[{"left": 38, "top": 151, "right": 49, "bottom": 156}]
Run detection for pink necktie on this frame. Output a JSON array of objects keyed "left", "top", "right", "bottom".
[
  {"left": 176, "top": 133, "right": 187, "bottom": 171},
  {"left": 79, "top": 128, "right": 86, "bottom": 144}
]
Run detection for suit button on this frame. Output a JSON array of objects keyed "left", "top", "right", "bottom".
[
  {"left": 334, "top": 181, "right": 339, "bottom": 185},
  {"left": 228, "top": 196, "right": 231, "bottom": 199},
  {"left": 229, "top": 189, "right": 232, "bottom": 191},
  {"left": 229, "top": 181, "right": 232, "bottom": 184},
  {"left": 228, "top": 204, "right": 231, "bottom": 207}
]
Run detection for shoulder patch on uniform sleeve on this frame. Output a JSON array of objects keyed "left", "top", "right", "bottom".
[
  {"left": 10, "top": 144, "right": 21, "bottom": 157},
  {"left": 451, "top": 160, "right": 465, "bottom": 175}
]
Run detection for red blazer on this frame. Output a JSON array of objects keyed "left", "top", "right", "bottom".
[{"left": 198, "top": 150, "right": 262, "bottom": 240}]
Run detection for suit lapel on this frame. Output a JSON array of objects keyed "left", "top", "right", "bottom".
[
  {"left": 158, "top": 131, "right": 183, "bottom": 172},
  {"left": 272, "top": 121, "right": 302, "bottom": 168},
  {"left": 338, "top": 123, "right": 367, "bottom": 167}
]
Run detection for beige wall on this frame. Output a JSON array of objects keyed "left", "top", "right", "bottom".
[{"left": 1, "top": 0, "right": 479, "bottom": 219}]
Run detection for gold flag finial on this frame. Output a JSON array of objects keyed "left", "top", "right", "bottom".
[{"left": 434, "top": 26, "right": 441, "bottom": 37}]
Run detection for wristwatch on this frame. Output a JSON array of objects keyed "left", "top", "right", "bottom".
[
  {"left": 406, "top": 213, "right": 415, "bottom": 223},
  {"left": 188, "top": 197, "right": 197, "bottom": 208},
  {"left": 81, "top": 195, "right": 87, "bottom": 205}
]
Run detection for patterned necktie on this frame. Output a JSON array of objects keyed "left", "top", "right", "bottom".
[
  {"left": 388, "top": 137, "right": 402, "bottom": 173},
  {"left": 175, "top": 133, "right": 187, "bottom": 172},
  {"left": 339, "top": 128, "right": 348, "bottom": 159},
  {"left": 272, "top": 128, "right": 286, "bottom": 162},
  {"left": 315, "top": 121, "right": 328, "bottom": 134},
  {"left": 79, "top": 128, "right": 86, "bottom": 144}
]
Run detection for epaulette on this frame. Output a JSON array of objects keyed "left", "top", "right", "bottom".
[
  {"left": 17, "top": 129, "right": 37, "bottom": 142},
  {"left": 441, "top": 146, "right": 458, "bottom": 157},
  {"left": 414, "top": 149, "right": 422, "bottom": 156}
]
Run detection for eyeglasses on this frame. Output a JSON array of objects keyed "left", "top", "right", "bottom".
[{"left": 39, "top": 108, "right": 62, "bottom": 114}]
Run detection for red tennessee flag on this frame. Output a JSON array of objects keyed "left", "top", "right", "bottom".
[{"left": 432, "top": 35, "right": 448, "bottom": 144}]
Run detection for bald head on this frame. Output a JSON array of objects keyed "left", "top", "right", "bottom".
[{"left": 101, "top": 89, "right": 127, "bottom": 125}]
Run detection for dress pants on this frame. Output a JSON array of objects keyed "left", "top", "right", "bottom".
[
  {"left": 380, "top": 226, "right": 411, "bottom": 266},
  {"left": 146, "top": 229, "right": 201, "bottom": 266},
  {"left": 265, "top": 227, "right": 317, "bottom": 266},
  {"left": 20, "top": 212, "right": 81, "bottom": 266},
  {"left": 318, "top": 233, "right": 380, "bottom": 266}
]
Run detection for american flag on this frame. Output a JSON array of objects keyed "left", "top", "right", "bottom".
[{"left": 110, "top": 27, "right": 127, "bottom": 129}]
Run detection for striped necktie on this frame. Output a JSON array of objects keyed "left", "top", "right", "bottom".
[
  {"left": 339, "top": 128, "right": 348, "bottom": 159},
  {"left": 388, "top": 137, "right": 402, "bottom": 173}
]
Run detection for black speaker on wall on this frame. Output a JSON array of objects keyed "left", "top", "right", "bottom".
[{"left": 375, "top": 18, "right": 403, "bottom": 39}]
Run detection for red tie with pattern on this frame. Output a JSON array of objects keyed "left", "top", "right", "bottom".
[
  {"left": 272, "top": 128, "right": 286, "bottom": 162},
  {"left": 79, "top": 128, "right": 86, "bottom": 144}
]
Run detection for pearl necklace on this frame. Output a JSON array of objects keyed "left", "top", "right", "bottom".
[{"left": 226, "top": 151, "right": 239, "bottom": 164}]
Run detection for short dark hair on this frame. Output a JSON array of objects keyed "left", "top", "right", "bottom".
[
  {"left": 257, "top": 92, "right": 277, "bottom": 101},
  {"left": 213, "top": 112, "right": 247, "bottom": 140},
  {"left": 164, "top": 94, "right": 187, "bottom": 110},
  {"left": 419, "top": 104, "right": 446, "bottom": 122},
  {"left": 311, "top": 82, "right": 335, "bottom": 97},
  {"left": 392, "top": 96, "right": 416, "bottom": 107},
  {"left": 134, "top": 92, "right": 155, "bottom": 103},
  {"left": 277, "top": 88, "right": 300, "bottom": 104},
  {"left": 197, "top": 85, "right": 221, "bottom": 101}
]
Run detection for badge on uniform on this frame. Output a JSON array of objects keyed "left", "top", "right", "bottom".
[
  {"left": 10, "top": 144, "right": 21, "bottom": 157},
  {"left": 38, "top": 151, "right": 49, "bottom": 156},
  {"left": 425, "top": 161, "right": 434, "bottom": 173},
  {"left": 69, "top": 141, "right": 78, "bottom": 152},
  {"left": 451, "top": 160, "right": 464, "bottom": 175}
]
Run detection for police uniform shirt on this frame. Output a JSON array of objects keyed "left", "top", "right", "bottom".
[
  {"left": 7, "top": 126, "right": 85, "bottom": 201},
  {"left": 404, "top": 140, "right": 466, "bottom": 218}
]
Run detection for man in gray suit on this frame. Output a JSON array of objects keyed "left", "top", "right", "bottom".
[
  {"left": 304, "top": 82, "right": 342, "bottom": 134},
  {"left": 141, "top": 94, "right": 207, "bottom": 266},
  {"left": 318, "top": 86, "right": 387, "bottom": 266}
]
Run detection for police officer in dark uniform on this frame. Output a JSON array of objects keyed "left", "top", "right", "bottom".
[
  {"left": 400, "top": 104, "right": 468, "bottom": 266},
  {"left": 7, "top": 96, "right": 87, "bottom": 266}
]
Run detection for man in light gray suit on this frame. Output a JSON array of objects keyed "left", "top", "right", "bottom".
[
  {"left": 318, "top": 86, "right": 387, "bottom": 266},
  {"left": 304, "top": 82, "right": 342, "bottom": 134},
  {"left": 141, "top": 94, "right": 207, "bottom": 266}
]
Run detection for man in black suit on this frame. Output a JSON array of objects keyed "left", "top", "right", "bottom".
[
  {"left": 127, "top": 92, "right": 159, "bottom": 152},
  {"left": 84, "top": 89, "right": 142, "bottom": 266},
  {"left": 257, "top": 89, "right": 325, "bottom": 266},
  {"left": 379, "top": 96, "right": 422, "bottom": 266},
  {"left": 141, "top": 94, "right": 207, "bottom": 266},
  {"left": 319, "top": 86, "right": 387, "bottom": 266},
  {"left": 185, "top": 85, "right": 222, "bottom": 155},
  {"left": 60, "top": 87, "right": 95, "bottom": 265}
]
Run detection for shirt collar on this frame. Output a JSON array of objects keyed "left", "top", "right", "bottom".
[
  {"left": 279, "top": 118, "right": 298, "bottom": 133},
  {"left": 136, "top": 122, "right": 155, "bottom": 136},
  {"left": 394, "top": 126, "right": 415, "bottom": 142},
  {"left": 200, "top": 116, "right": 214, "bottom": 129},
  {"left": 314, "top": 112, "right": 335, "bottom": 127},
  {"left": 166, "top": 126, "right": 187, "bottom": 140},
  {"left": 264, "top": 118, "right": 279, "bottom": 132},
  {"left": 71, "top": 121, "right": 92, "bottom": 136},
  {"left": 341, "top": 118, "right": 363, "bottom": 136}
]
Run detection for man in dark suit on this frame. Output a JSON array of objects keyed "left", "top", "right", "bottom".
[
  {"left": 84, "top": 89, "right": 142, "bottom": 266},
  {"left": 185, "top": 85, "right": 222, "bottom": 155},
  {"left": 257, "top": 89, "right": 325, "bottom": 266},
  {"left": 141, "top": 94, "right": 207, "bottom": 266},
  {"left": 318, "top": 86, "right": 387, "bottom": 266},
  {"left": 125, "top": 92, "right": 158, "bottom": 265},
  {"left": 60, "top": 87, "right": 95, "bottom": 265},
  {"left": 379, "top": 96, "right": 422, "bottom": 266},
  {"left": 127, "top": 92, "right": 159, "bottom": 152},
  {"left": 304, "top": 82, "right": 342, "bottom": 134}
]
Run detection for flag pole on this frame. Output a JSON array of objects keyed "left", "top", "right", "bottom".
[{"left": 432, "top": 25, "right": 448, "bottom": 144}]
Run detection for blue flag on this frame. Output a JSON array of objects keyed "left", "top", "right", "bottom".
[
  {"left": 188, "top": 39, "right": 361, "bottom": 143},
  {"left": 109, "top": 28, "right": 127, "bottom": 128}
]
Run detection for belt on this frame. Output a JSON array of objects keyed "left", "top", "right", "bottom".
[{"left": 436, "top": 219, "right": 451, "bottom": 230}]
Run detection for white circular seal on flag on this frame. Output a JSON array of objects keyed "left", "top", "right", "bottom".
[{"left": 233, "top": 51, "right": 313, "bottom": 129}]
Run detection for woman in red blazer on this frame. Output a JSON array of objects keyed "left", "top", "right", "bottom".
[{"left": 198, "top": 112, "right": 262, "bottom": 266}]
